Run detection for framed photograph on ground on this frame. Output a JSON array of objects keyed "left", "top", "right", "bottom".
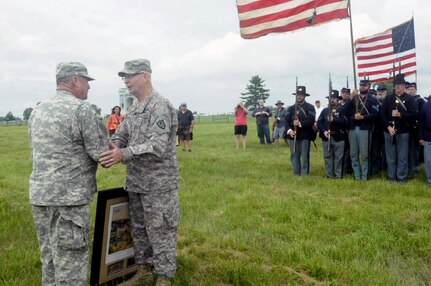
[{"left": 90, "top": 188, "right": 137, "bottom": 285}]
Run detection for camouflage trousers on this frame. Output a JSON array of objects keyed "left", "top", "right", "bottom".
[
  {"left": 128, "top": 189, "right": 180, "bottom": 278},
  {"left": 32, "top": 204, "right": 90, "bottom": 286}
]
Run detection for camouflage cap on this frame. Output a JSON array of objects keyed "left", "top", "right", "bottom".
[
  {"left": 118, "top": 59, "right": 152, "bottom": 77},
  {"left": 56, "top": 62, "right": 94, "bottom": 81}
]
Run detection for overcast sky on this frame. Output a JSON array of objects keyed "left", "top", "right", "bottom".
[{"left": 1, "top": 0, "right": 430, "bottom": 117}]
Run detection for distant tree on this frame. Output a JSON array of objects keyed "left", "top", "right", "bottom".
[
  {"left": 23, "top": 108, "right": 33, "bottom": 120},
  {"left": 240, "top": 75, "right": 270, "bottom": 110},
  {"left": 0, "top": 116, "right": 5, "bottom": 122},
  {"left": 5, "top": 111, "right": 16, "bottom": 121},
  {"left": 90, "top": 104, "right": 102, "bottom": 115},
  {"left": 372, "top": 80, "right": 393, "bottom": 95}
]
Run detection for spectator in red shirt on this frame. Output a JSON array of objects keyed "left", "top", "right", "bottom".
[{"left": 234, "top": 101, "right": 248, "bottom": 149}]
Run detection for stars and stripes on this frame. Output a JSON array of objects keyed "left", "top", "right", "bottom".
[
  {"left": 236, "top": 0, "right": 349, "bottom": 39},
  {"left": 354, "top": 18, "right": 416, "bottom": 82}
]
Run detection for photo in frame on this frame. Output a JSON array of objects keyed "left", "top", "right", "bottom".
[{"left": 90, "top": 188, "right": 137, "bottom": 285}]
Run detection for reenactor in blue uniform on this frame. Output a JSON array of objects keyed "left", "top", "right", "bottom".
[
  {"left": 317, "top": 90, "right": 349, "bottom": 179},
  {"left": 407, "top": 82, "right": 425, "bottom": 177},
  {"left": 286, "top": 86, "right": 316, "bottom": 175},
  {"left": 345, "top": 79, "right": 380, "bottom": 180},
  {"left": 382, "top": 74, "right": 418, "bottom": 183}
]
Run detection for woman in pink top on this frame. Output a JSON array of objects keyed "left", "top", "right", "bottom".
[{"left": 234, "top": 101, "right": 248, "bottom": 149}]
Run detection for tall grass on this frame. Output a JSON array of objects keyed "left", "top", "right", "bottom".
[{"left": 0, "top": 123, "right": 430, "bottom": 285}]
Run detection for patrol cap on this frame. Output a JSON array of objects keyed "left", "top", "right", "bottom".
[
  {"left": 377, "top": 85, "right": 387, "bottom": 91},
  {"left": 180, "top": 102, "right": 187, "bottom": 106},
  {"left": 326, "top": 90, "right": 341, "bottom": 100},
  {"left": 368, "top": 89, "right": 377, "bottom": 96},
  {"left": 294, "top": 86, "right": 307, "bottom": 96},
  {"left": 341, "top": 87, "right": 350, "bottom": 93},
  {"left": 118, "top": 58, "right": 152, "bottom": 77},
  {"left": 407, "top": 82, "right": 417, "bottom": 89},
  {"left": 275, "top": 100, "right": 284, "bottom": 106},
  {"left": 394, "top": 73, "right": 406, "bottom": 85},
  {"left": 56, "top": 62, "right": 94, "bottom": 81},
  {"left": 359, "top": 79, "right": 370, "bottom": 86}
]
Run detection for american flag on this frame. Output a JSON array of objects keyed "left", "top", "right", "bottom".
[
  {"left": 354, "top": 18, "right": 416, "bottom": 82},
  {"left": 236, "top": 0, "right": 349, "bottom": 39}
]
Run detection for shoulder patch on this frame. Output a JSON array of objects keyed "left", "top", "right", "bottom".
[{"left": 156, "top": 120, "right": 166, "bottom": 130}]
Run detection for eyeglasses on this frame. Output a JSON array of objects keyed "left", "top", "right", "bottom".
[{"left": 121, "top": 72, "right": 145, "bottom": 80}]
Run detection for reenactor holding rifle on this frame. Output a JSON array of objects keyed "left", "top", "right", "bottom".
[
  {"left": 381, "top": 74, "right": 417, "bottom": 183},
  {"left": 346, "top": 79, "right": 380, "bottom": 180},
  {"left": 286, "top": 86, "right": 316, "bottom": 176},
  {"left": 317, "top": 90, "right": 349, "bottom": 179}
]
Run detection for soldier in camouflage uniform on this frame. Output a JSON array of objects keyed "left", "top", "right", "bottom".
[
  {"left": 100, "top": 59, "right": 179, "bottom": 286},
  {"left": 28, "top": 62, "right": 109, "bottom": 285}
]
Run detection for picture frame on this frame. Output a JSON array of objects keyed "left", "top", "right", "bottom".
[{"left": 90, "top": 188, "right": 137, "bottom": 285}]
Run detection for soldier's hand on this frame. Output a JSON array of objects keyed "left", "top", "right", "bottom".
[
  {"left": 419, "top": 139, "right": 425, "bottom": 146},
  {"left": 354, "top": 113, "right": 364, "bottom": 120},
  {"left": 289, "top": 130, "right": 296, "bottom": 137},
  {"left": 324, "top": 131, "right": 330, "bottom": 138},
  {"left": 392, "top": 109, "right": 401, "bottom": 118},
  {"left": 351, "top": 89, "right": 358, "bottom": 97},
  {"left": 99, "top": 141, "right": 123, "bottom": 168},
  {"left": 388, "top": 126, "right": 396, "bottom": 136}
]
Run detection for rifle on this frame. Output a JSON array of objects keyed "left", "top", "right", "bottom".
[
  {"left": 293, "top": 76, "right": 298, "bottom": 153},
  {"left": 327, "top": 74, "right": 332, "bottom": 152}
]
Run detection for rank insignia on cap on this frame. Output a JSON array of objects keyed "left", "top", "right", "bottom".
[{"left": 156, "top": 120, "right": 166, "bottom": 129}]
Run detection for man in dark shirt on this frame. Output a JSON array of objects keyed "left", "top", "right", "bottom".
[
  {"left": 346, "top": 79, "right": 380, "bottom": 180},
  {"left": 252, "top": 99, "right": 272, "bottom": 144},
  {"left": 317, "top": 90, "right": 349, "bottom": 179},
  {"left": 407, "top": 82, "right": 425, "bottom": 177},
  {"left": 419, "top": 100, "right": 431, "bottom": 186},
  {"left": 286, "top": 86, "right": 316, "bottom": 175},
  {"left": 381, "top": 74, "right": 418, "bottom": 182},
  {"left": 177, "top": 102, "right": 194, "bottom": 152}
]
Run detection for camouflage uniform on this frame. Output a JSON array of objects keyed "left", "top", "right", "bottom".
[
  {"left": 111, "top": 89, "right": 179, "bottom": 278},
  {"left": 28, "top": 62, "right": 109, "bottom": 286}
]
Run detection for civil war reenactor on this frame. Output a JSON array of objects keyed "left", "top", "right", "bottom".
[
  {"left": 407, "top": 82, "right": 425, "bottom": 178},
  {"left": 339, "top": 87, "right": 353, "bottom": 175},
  {"left": 317, "top": 90, "right": 349, "bottom": 179},
  {"left": 369, "top": 88, "right": 383, "bottom": 176},
  {"left": 346, "top": 79, "right": 380, "bottom": 180},
  {"left": 286, "top": 86, "right": 316, "bottom": 175},
  {"left": 273, "top": 100, "right": 288, "bottom": 145},
  {"left": 382, "top": 74, "right": 418, "bottom": 183},
  {"left": 370, "top": 84, "right": 388, "bottom": 176}
]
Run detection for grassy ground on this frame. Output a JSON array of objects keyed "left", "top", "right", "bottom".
[{"left": 0, "top": 123, "right": 430, "bottom": 285}]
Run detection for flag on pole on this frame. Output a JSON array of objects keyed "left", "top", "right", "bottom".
[
  {"left": 354, "top": 18, "right": 416, "bottom": 82},
  {"left": 236, "top": 0, "right": 349, "bottom": 39}
]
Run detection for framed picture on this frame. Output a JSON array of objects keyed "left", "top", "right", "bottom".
[{"left": 90, "top": 188, "right": 137, "bottom": 285}]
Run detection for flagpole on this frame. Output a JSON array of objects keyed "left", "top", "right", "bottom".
[{"left": 347, "top": 0, "right": 357, "bottom": 89}]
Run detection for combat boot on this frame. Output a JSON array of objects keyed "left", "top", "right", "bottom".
[
  {"left": 118, "top": 264, "right": 154, "bottom": 286},
  {"left": 155, "top": 275, "right": 171, "bottom": 286}
]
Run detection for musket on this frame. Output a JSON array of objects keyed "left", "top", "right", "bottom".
[
  {"left": 293, "top": 76, "right": 298, "bottom": 153},
  {"left": 327, "top": 74, "right": 332, "bottom": 152}
]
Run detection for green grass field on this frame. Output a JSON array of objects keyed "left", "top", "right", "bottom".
[{"left": 1, "top": 123, "right": 430, "bottom": 285}]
